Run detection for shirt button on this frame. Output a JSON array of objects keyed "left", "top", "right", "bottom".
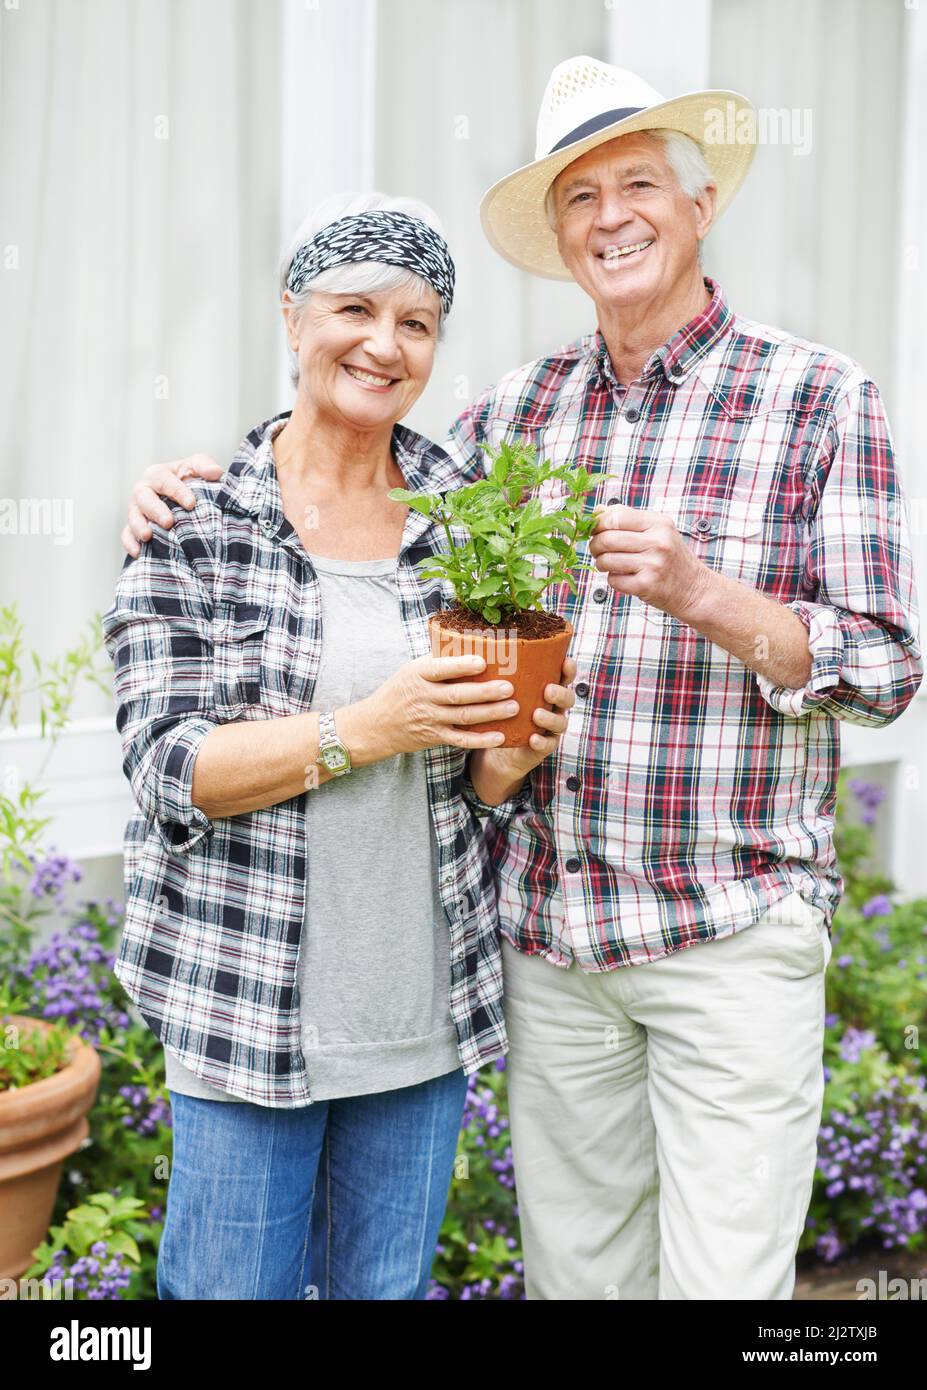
[
  {"left": 575, "top": 682, "right": 590, "bottom": 698},
  {"left": 605, "top": 496, "right": 620, "bottom": 506},
  {"left": 565, "top": 857, "right": 582, "bottom": 873},
  {"left": 260, "top": 517, "right": 274, "bottom": 532},
  {"left": 694, "top": 517, "right": 713, "bottom": 535},
  {"left": 593, "top": 588, "right": 608, "bottom": 603},
  {"left": 566, "top": 775, "right": 580, "bottom": 791},
  {"left": 624, "top": 407, "right": 640, "bottom": 422}
]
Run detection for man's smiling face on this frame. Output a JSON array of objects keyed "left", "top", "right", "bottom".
[{"left": 549, "top": 131, "right": 715, "bottom": 313}]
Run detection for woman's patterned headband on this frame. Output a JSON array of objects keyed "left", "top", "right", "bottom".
[{"left": 285, "top": 210, "right": 456, "bottom": 316}]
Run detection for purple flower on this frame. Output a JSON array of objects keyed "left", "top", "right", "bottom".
[
  {"left": 116, "top": 1084, "right": 171, "bottom": 1137},
  {"left": 815, "top": 1230, "right": 844, "bottom": 1262},
  {"left": 839, "top": 1028, "right": 877, "bottom": 1063},
  {"left": 848, "top": 779, "right": 886, "bottom": 827},
  {"left": 24, "top": 849, "right": 83, "bottom": 904},
  {"left": 11, "top": 915, "right": 131, "bottom": 1044},
  {"left": 46, "top": 1245, "right": 132, "bottom": 1299}
]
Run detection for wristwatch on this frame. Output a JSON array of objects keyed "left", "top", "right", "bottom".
[{"left": 316, "top": 711, "right": 353, "bottom": 777}]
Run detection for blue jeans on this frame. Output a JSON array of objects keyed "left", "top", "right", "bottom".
[{"left": 157, "top": 1066, "right": 469, "bottom": 1300}]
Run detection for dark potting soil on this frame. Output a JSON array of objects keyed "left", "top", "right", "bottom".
[{"left": 434, "top": 606, "right": 568, "bottom": 640}]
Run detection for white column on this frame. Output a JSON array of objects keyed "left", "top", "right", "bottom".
[
  {"left": 605, "top": 0, "right": 712, "bottom": 91},
  {"left": 277, "top": 0, "right": 378, "bottom": 400},
  {"left": 839, "top": 0, "right": 927, "bottom": 892}
]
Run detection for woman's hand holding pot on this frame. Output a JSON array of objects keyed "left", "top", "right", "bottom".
[
  {"left": 468, "top": 656, "right": 577, "bottom": 787},
  {"left": 344, "top": 653, "right": 522, "bottom": 759}
]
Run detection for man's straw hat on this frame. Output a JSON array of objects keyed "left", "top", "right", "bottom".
[{"left": 480, "top": 54, "right": 757, "bottom": 279}]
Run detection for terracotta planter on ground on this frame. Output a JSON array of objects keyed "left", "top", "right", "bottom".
[
  {"left": 430, "top": 610, "right": 574, "bottom": 748},
  {"left": 0, "top": 1016, "right": 101, "bottom": 1282}
]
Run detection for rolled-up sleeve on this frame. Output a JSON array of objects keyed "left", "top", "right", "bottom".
[
  {"left": 460, "top": 759, "right": 533, "bottom": 830},
  {"left": 102, "top": 519, "right": 219, "bottom": 855},
  {"left": 756, "top": 379, "right": 923, "bottom": 725}
]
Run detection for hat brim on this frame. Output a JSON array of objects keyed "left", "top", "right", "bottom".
[{"left": 479, "top": 90, "right": 757, "bottom": 280}]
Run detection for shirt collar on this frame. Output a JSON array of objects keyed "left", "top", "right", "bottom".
[
  {"left": 215, "top": 410, "right": 457, "bottom": 534},
  {"left": 591, "top": 276, "right": 733, "bottom": 391}
]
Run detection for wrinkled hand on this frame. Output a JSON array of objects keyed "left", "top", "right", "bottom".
[
  {"left": 121, "top": 454, "right": 224, "bottom": 557},
  {"left": 469, "top": 655, "right": 577, "bottom": 783},
  {"left": 359, "top": 653, "right": 524, "bottom": 756},
  {"left": 587, "top": 502, "right": 711, "bottom": 619}
]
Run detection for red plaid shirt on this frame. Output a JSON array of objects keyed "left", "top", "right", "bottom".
[{"left": 447, "top": 277, "right": 923, "bottom": 969}]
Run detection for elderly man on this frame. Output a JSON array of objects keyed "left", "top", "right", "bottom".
[{"left": 120, "top": 56, "right": 921, "bottom": 1301}]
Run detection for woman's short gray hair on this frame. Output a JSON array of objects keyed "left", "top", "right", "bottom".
[
  {"left": 280, "top": 192, "right": 448, "bottom": 387},
  {"left": 544, "top": 127, "right": 714, "bottom": 230}
]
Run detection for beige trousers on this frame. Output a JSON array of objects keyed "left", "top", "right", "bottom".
[{"left": 501, "top": 889, "right": 832, "bottom": 1300}]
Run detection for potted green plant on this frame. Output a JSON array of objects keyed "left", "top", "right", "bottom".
[
  {"left": 0, "top": 1003, "right": 101, "bottom": 1282},
  {"left": 389, "top": 439, "right": 616, "bottom": 747}
]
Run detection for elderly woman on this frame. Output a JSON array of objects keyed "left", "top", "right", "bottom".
[{"left": 103, "top": 191, "right": 575, "bottom": 1301}]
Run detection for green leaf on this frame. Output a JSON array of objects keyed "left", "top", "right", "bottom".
[
  {"left": 108, "top": 1232, "right": 142, "bottom": 1265},
  {"left": 519, "top": 514, "right": 558, "bottom": 538},
  {"left": 516, "top": 541, "right": 559, "bottom": 562},
  {"left": 388, "top": 488, "right": 435, "bottom": 519},
  {"left": 469, "top": 575, "right": 506, "bottom": 600},
  {"left": 518, "top": 497, "right": 542, "bottom": 521}
]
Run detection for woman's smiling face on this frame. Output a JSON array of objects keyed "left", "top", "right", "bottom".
[{"left": 283, "top": 280, "right": 441, "bottom": 431}]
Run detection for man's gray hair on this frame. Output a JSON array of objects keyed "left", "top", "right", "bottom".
[
  {"left": 544, "top": 128, "right": 714, "bottom": 260},
  {"left": 279, "top": 192, "right": 448, "bottom": 388}
]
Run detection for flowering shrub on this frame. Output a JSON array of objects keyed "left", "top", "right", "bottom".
[
  {"left": 0, "top": 605, "right": 169, "bottom": 1300},
  {"left": 808, "top": 1066, "right": 927, "bottom": 1260},
  {"left": 25, "top": 1192, "right": 157, "bottom": 1299},
  {"left": 428, "top": 1059, "right": 524, "bottom": 1299},
  {"left": 799, "top": 769, "right": 927, "bottom": 1264},
  {"left": 3, "top": 881, "right": 172, "bottom": 1299}
]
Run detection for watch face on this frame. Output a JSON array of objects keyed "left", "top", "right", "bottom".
[{"left": 321, "top": 746, "right": 348, "bottom": 772}]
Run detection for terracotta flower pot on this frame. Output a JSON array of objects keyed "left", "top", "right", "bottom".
[
  {"left": 0, "top": 1016, "right": 101, "bottom": 1282},
  {"left": 430, "top": 612, "right": 574, "bottom": 748}
]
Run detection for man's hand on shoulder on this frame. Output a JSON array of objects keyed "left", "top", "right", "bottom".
[{"left": 122, "top": 453, "right": 224, "bottom": 557}]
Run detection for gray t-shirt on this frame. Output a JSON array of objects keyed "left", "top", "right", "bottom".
[{"left": 163, "top": 552, "right": 460, "bottom": 1104}]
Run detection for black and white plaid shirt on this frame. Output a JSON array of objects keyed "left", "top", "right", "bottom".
[{"left": 102, "top": 412, "right": 524, "bottom": 1106}]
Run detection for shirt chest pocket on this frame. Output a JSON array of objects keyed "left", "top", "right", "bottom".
[
  {"left": 211, "top": 604, "right": 269, "bottom": 718},
  {"left": 680, "top": 499, "right": 766, "bottom": 581},
  {"left": 639, "top": 499, "right": 804, "bottom": 627}
]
